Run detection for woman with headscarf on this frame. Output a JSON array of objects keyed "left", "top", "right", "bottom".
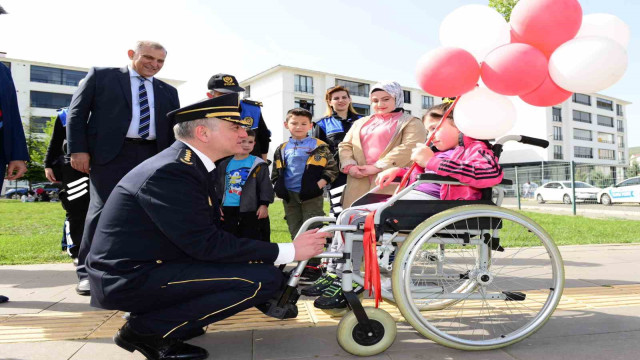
[{"left": 337, "top": 81, "right": 427, "bottom": 208}]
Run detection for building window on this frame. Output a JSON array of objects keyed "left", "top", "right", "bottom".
[
  {"left": 294, "top": 98, "right": 314, "bottom": 115},
  {"left": 598, "top": 149, "right": 615, "bottom": 160},
  {"left": 597, "top": 115, "right": 614, "bottom": 127},
  {"left": 616, "top": 104, "right": 624, "bottom": 116},
  {"left": 294, "top": 74, "right": 313, "bottom": 94},
  {"left": 572, "top": 110, "right": 591, "bottom": 123},
  {"left": 553, "top": 126, "right": 563, "bottom": 141},
  {"left": 553, "top": 145, "right": 563, "bottom": 160},
  {"left": 353, "top": 103, "right": 370, "bottom": 116},
  {"left": 422, "top": 96, "right": 434, "bottom": 109},
  {"left": 30, "top": 91, "right": 73, "bottom": 109},
  {"left": 573, "top": 128, "right": 591, "bottom": 141},
  {"left": 552, "top": 107, "right": 562, "bottom": 122},
  {"left": 30, "top": 65, "right": 87, "bottom": 86},
  {"left": 572, "top": 93, "right": 591, "bottom": 105},
  {"left": 596, "top": 98, "right": 613, "bottom": 111},
  {"left": 618, "top": 135, "right": 624, "bottom": 148},
  {"left": 403, "top": 90, "right": 411, "bottom": 104},
  {"left": 0, "top": 61, "right": 10, "bottom": 69},
  {"left": 597, "top": 132, "right": 614, "bottom": 144},
  {"left": 29, "top": 116, "right": 50, "bottom": 134},
  {"left": 335, "top": 79, "right": 369, "bottom": 97},
  {"left": 243, "top": 85, "right": 250, "bottom": 99},
  {"left": 617, "top": 119, "right": 624, "bottom": 132},
  {"left": 618, "top": 151, "right": 625, "bottom": 163},
  {"left": 574, "top": 146, "right": 593, "bottom": 159}
]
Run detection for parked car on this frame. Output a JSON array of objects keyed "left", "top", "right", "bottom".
[
  {"left": 32, "top": 182, "right": 63, "bottom": 194},
  {"left": 597, "top": 176, "right": 640, "bottom": 205},
  {"left": 4, "top": 187, "right": 29, "bottom": 199},
  {"left": 535, "top": 181, "right": 601, "bottom": 204}
]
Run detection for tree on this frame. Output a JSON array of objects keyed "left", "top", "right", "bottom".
[
  {"left": 21, "top": 117, "right": 55, "bottom": 187},
  {"left": 489, "top": 0, "right": 520, "bottom": 22},
  {"left": 627, "top": 160, "right": 640, "bottom": 178}
]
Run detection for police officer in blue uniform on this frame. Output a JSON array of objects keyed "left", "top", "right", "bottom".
[{"left": 86, "top": 93, "right": 328, "bottom": 360}]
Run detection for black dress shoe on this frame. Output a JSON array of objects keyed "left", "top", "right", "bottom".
[
  {"left": 179, "top": 327, "right": 207, "bottom": 341},
  {"left": 0, "top": 295, "right": 8, "bottom": 303},
  {"left": 114, "top": 322, "right": 209, "bottom": 360},
  {"left": 73, "top": 258, "right": 79, "bottom": 267},
  {"left": 76, "top": 279, "right": 91, "bottom": 296}
]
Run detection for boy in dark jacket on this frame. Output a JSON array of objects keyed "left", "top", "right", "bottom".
[
  {"left": 216, "top": 130, "right": 274, "bottom": 241},
  {"left": 272, "top": 108, "right": 338, "bottom": 240}
]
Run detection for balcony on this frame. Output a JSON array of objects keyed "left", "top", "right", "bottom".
[
  {"left": 573, "top": 136, "right": 592, "bottom": 141},
  {"left": 294, "top": 85, "right": 314, "bottom": 94}
]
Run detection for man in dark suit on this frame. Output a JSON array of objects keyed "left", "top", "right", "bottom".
[
  {"left": 0, "top": 59, "right": 29, "bottom": 305},
  {"left": 67, "top": 41, "right": 180, "bottom": 295},
  {"left": 87, "top": 94, "right": 328, "bottom": 360}
]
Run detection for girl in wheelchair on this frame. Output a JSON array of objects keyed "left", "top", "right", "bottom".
[{"left": 305, "top": 101, "right": 504, "bottom": 310}]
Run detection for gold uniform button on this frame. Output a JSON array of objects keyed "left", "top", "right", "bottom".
[{"left": 156, "top": 260, "right": 163, "bottom": 264}]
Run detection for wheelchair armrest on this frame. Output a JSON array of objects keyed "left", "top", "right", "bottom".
[{"left": 417, "top": 173, "right": 513, "bottom": 186}]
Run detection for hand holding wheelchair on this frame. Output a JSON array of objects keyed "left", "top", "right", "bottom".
[{"left": 262, "top": 135, "right": 564, "bottom": 356}]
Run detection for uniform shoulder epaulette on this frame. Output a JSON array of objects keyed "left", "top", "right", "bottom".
[
  {"left": 177, "top": 148, "right": 194, "bottom": 166},
  {"left": 242, "top": 99, "right": 263, "bottom": 107}
]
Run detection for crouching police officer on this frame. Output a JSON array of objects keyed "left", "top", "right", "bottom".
[{"left": 86, "top": 93, "right": 328, "bottom": 360}]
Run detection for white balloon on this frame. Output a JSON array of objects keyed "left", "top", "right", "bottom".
[
  {"left": 439, "top": 5, "right": 510, "bottom": 62},
  {"left": 549, "top": 37, "right": 628, "bottom": 94},
  {"left": 454, "top": 87, "right": 515, "bottom": 140},
  {"left": 576, "top": 13, "right": 630, "bottom": 49}
]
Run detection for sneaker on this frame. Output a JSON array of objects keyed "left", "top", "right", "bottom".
[
  {"left": 301, "top": 273, "right": 337, "bottom": 297},
  {"left": 313, "top": 278, "right": 363, "bottom": 309},
  {"left": 299, "top": 266, "right": 323, "bottom": 285}
]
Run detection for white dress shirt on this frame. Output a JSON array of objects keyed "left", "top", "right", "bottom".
[
  {"left": 181, "top": 140, "right": 295, "bottom": 265},
  {"left": 126, "top": 65, "right": 156, "bottom": 140}
]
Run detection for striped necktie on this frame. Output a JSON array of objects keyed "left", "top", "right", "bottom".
[{"left": 137, "top": 76, "right": 150, "bottom": 139}]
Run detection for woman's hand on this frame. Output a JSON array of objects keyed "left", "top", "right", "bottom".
[
  {"left": 317, "top": 179, "right": 328, "bottom": 189},
  {"left": 256, "top": 205, "right": 269, "bottom": 219},
  {"left": 348, "top": 165, "right": 366, "bottom": 179},
  {"left": 375, "top": 167, "right": 401, "bottom": 188},
  {"left": 411, "top": 143, "right": 434, "bottom": 168},
  {"left": 358, "top": 165, "right": 382, "bottom": 177}
]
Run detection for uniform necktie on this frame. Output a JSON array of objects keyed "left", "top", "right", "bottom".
[{"left": 137, "top": 76, "right": 150, "bottom": 139}]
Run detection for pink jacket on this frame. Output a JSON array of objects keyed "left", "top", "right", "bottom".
[{"left": 425, "top": 136, "right": 503, "bottom": 200}]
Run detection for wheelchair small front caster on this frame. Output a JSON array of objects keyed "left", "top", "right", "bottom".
[{"left": 337, "top": 307, "right": 397, "bottom": 356}]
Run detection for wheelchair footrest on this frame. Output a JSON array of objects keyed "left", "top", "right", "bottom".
[
  {"left": 503, "top": 291, "right": 526, "bottom": 301},
  {"left": 256, "top": 286, "right": 300, "bottom": 320}
]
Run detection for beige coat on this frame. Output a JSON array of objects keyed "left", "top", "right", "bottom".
[{"left": 338, "top": 113, "right": 427, "bottom": 207}]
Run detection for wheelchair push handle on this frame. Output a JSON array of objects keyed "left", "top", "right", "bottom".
[{"left": 519, "top": 135, "right": 549, "bottom": 149}]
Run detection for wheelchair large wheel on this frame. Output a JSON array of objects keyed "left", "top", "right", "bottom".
[
  {"left": 391, "top": 205, "right": 564, "bottom": 350},
  {"left": 337, "top": 307, "right": 397, "bottom": 356}
]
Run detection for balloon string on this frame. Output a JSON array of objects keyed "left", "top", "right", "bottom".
[{"left": 394, "top": 96, "right": 461, "bottom": 194}]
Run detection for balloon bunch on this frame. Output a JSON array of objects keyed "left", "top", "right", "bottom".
[{"left": 416, "top": 0, "right": 629, "bottom": 140}]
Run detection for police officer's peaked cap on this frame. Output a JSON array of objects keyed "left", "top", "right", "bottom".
[
  {"left": 167, "top": 93, "right": 252, "bottom": 127},
  {"left": 207, "top": 73, "right": 245, "bottom": 93}
]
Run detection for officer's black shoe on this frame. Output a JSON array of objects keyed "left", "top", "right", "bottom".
[
  {"left": 0, "top": 295, "right": 8, "bottom": 304},
  {"left": 76, "top": 279, "right": 90, "bottom": 296},
  {"left": 300, "top": 273, "right": 337, "bottom": 297},
  {"left": 178, "top": 327, "right": 207, "bottom": 341},
  {"left": 114, "top": 322, "right": 208, "bottom": 360},
  {"left": 73, "top": 258, "right": 79, "bottom": 267}
]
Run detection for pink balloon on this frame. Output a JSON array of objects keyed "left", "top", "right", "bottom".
[
  {"left": 510, "top": 0, "right": 582, "bottom": 57},
  {"left": 481, "top": 43, "right": 548, "bottom": 96},
  {"left": 416, "top": 47, "right": 480, "bottom": 97},
  {"left": 520, "top": 72, "right": 572, "bottom": 107}
]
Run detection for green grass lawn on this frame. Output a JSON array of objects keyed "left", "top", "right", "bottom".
[{"left": 0, "top": 199, "right": 638, "bottom": 265}]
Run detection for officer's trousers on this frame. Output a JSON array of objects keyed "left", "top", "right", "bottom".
[
  {"left": 56, "top": 164, "right": 90, "bottom": 258},
  {"left": 126, "top": 263, "right": 283, "bottom": 339}
]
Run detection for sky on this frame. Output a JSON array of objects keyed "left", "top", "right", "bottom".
[{"left": 1, "top": 0, "right": 639, "bottom": 146}]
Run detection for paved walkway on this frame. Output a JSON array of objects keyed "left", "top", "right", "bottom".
[{"left": 1, "top": 244, "right": 640, "bottom": 359}]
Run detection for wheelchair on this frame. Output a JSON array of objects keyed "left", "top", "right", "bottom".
[{"left": 262, "top": 135, "right": 565, "bottom": 356}]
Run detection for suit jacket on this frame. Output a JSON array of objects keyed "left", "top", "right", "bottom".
[
  {"left": 86, "top": 141, "right": 280, "bottom": 309},
  {"left": 0, "top": 63, "right": 29, "bottom": 164},
  {"left": 66, "top": 66, "right": 180, "bottom": 165},
  {"left": 338, "top": 112, "right": 426, "bottom": 207}
]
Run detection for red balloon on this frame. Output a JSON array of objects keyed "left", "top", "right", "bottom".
[
  {"left": 416, "top": 47, "right": 480, "bottom": 97},
  {"left": 510, "top": 0, "right": 582, "bottom": 57},
  {"left": 481, "top": 43, "right": 548, "bottom": 96},
  {"left": 520, "top": 72, "right": 572, "bottom": 107}
]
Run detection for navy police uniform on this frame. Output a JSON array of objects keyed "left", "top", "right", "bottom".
[{"left": 87, "top": 94, "right": 284, "bottom": 340}]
